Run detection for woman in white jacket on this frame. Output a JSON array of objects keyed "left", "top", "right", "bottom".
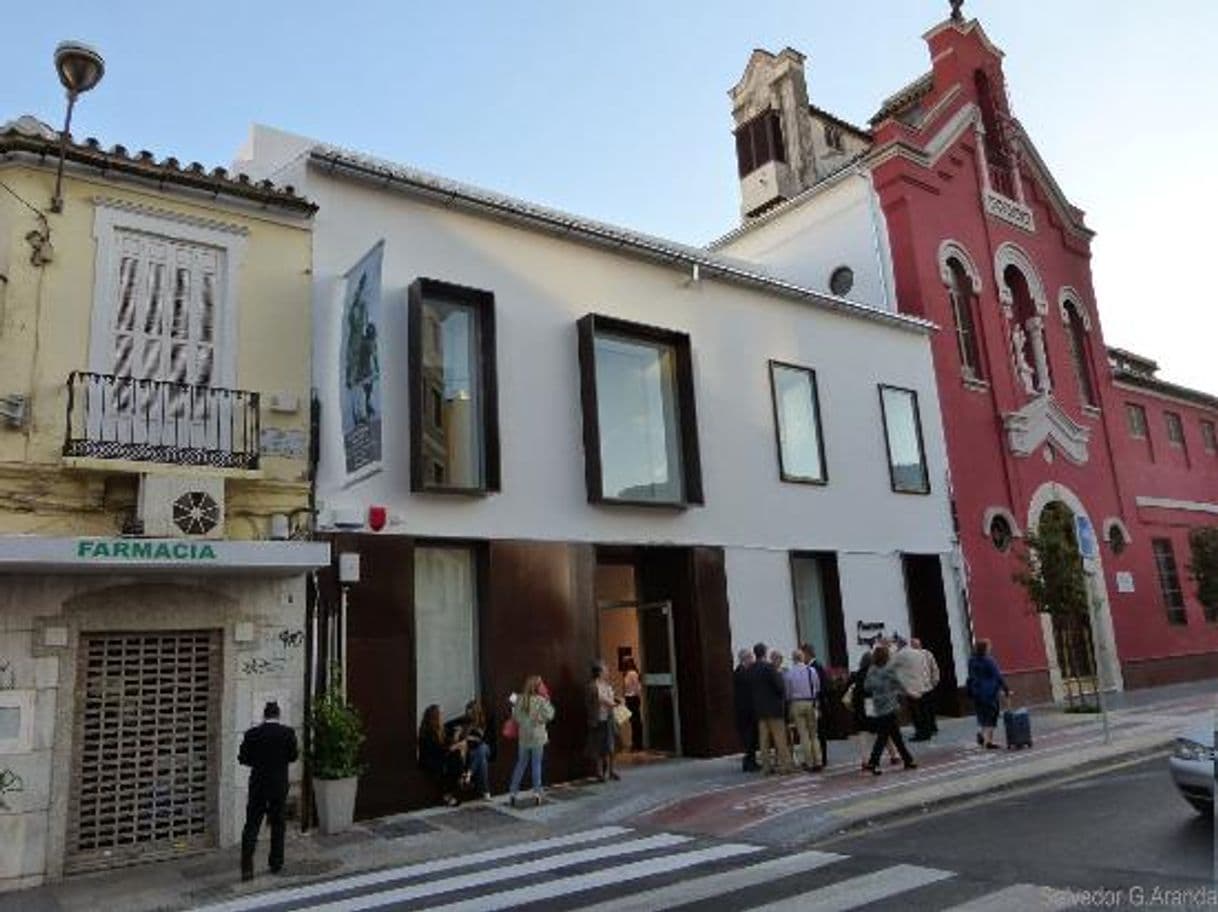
[{"left": 508, "top": 675, "right": 555, "bottom": 807}]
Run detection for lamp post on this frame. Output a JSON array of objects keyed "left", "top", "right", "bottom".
[{"left": 49, "top": 41, "right": 105, "bottom": 213}]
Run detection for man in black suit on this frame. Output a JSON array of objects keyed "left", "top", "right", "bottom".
[
  {"left": 239, "top": 701, "right": 299, "bottom": 880},
  {"left": 732, "top": 649, "right": 759, "bottom": 772},
  {"left": 749, "top": 642, "right": 794, "bottom": 774}
]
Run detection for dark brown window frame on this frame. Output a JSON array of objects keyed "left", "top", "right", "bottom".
[
  {"left": 576, "top": 313, "right": 704, "bottom": 508},
  {"left": 878, "top": 384, "right": 931, "bottom": 495},
  {"left": 1151, "top": 537, "right": 1187, "bottom": 625},
  {"left": 407, "top": 278, "right": 500, "bottom": 495},
  {"left": 788, "top": 550, "right": 848, "bottom": 670},
  {"left": 768, "top": 360, "right": 829, "bottom": 486}
]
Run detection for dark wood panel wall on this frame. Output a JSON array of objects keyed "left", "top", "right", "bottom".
[
  {"left": 483, "top": 540, "right": 598, "bottom": 787},
  {"left": 314, "top": 534, "right": 734, "bottom": 816},
  {"left": 317, "top": 533, "right": 420, "bottom": 819}
]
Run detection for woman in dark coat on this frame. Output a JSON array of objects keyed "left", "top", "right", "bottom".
[
  {"left": 966, "top": 639, "right": 1010, "bottom": 749},
  {"left": 418, "top": 704, "right": 464, "bottom": 806}
]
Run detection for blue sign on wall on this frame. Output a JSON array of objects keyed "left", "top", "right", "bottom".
[{"left": 1075, "top": 515, "right": 1099, "bottom": 560}]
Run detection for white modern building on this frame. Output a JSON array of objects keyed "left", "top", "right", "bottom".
[{"left": 236, "top": 124, "right": 969, "bottom": 811}]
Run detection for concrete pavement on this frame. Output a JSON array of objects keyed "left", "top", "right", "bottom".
[{"left": 3, "top": 679, "right": 1213, "bottom": 912}]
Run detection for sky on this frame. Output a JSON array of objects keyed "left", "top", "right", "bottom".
[{"left": 3, "top": 1, "right": 1215, "bottom": 390}]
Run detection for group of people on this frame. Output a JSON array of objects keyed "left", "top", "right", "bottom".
[
  {"left": 416, "top": 699, "right": 498, "bottom": 807},
  {"left": 236, "top": 638, "right": 1013, "bottom": 879},
  {"left": 733, "top": 642, "right": 833, "bottom": 774},
  {"left": 733, "top": 633, "right": 1011, "bottom": 779}
]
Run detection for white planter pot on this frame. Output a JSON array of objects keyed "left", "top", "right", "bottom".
[{"left": 314, "top": 775, "right": 358, "bottom": 834}]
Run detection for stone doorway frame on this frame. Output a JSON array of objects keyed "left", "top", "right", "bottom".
[{"left": 1026, "top": 482, "right": 1125, "bottom": 702}]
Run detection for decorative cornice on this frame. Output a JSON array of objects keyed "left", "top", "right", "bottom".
[
  {"left": 984, "top": 189, "right": 1035, "bottom": 233},
  {"left": 1003, "top": 394, "right": 1091, "bottom": 464},
  {"left": 1135, "top": 496, "right": 1218, "bottom": 516},
  {"left": 92, "top": 196, "right": 250, "bottom": 236}
]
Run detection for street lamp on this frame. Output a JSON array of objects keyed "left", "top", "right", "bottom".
[{"left": 49, "top": 41, "right": 105, "bottom": 213}]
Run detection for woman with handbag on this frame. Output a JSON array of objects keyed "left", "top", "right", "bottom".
[
  {"left": 844, "top": 651, "right": 900, "bottom": 771},
  {"left": 586, "top": 659, "right": 620, "bottom": 782},
  {"left": 863, "top": 645, "right": 917, "bottom": 775},
  {"left": 508, "top": 675, "right": 555, "bottom": 807}
]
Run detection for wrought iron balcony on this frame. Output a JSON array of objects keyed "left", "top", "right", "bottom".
[{"left": 63, "top": 371, "right": 260, "bottom": 470}]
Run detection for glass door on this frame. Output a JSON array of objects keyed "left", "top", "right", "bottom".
[{"left": 637, "top": 600, "right": 680, "bottom": 755}]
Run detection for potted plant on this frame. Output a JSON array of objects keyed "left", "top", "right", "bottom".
[{"left": 310, "top": 681, "right": 365, "bottom": 834}]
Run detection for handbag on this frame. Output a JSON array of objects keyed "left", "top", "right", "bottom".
[
  {"left": 501, "top": 717, "right": 519, "bottom": 740},
  {"left": 612, "top": 703, "right": 632, "bottom": 726},
  {"left": 840, "top": 682, "right": 855, "bottom": 709}
]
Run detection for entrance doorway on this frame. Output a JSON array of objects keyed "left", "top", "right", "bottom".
[
  {"left": 1040, "top": 501, "right": 1098, "bottom": 683},
  {"left": 901, "top": 554, "right": 960, "bottom": 708},
  {"left": 598, "top": 600, "right": 681, "bottom": 755}
]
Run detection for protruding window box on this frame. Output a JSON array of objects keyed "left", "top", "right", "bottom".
[
  {"left": 62, "top": 371, "right": 260, "bottom": 470},
  {"left": 577, "top": 314, "right": 703, "bottom": 507}
]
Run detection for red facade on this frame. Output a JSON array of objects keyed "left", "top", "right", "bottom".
[{"left": 866, "top": 16, "right": 1218, "bottom": 696}]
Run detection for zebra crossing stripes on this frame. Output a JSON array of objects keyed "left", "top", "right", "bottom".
[
  {"left": 187, "top": 827, "right": 632, "bottom": 912},
  {"left": 419, "top": 843, "right": 764, "bottom": 912},
  {"left": 573, "top": 849, "right": 847, "bottom": 912},
  {"left": 302, "top": 832, "right": 696, "bottom": 912},
  {"left": 748, "top": 863, "right": 956, "bottom": 912},
  {"left": 939, "top": 883, "right": 1061, "bottom": 911},
  {"left": 192, "top": 826, "right": 1081, "bottom": 912}
]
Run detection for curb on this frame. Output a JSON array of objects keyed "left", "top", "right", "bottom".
[{"left": 813, "top": 736, "right": 1173, "bottom": 844}]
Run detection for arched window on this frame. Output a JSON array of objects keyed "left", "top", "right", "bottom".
[
  {"left": 947, "top": 258, "right": 983, "bottom": 380},
  {"left": 1064, "top": 300, "right": 1097, "bottom": 408},
  {"left": 1005, "top": 265, "right": 1050, "bottom": 394}
]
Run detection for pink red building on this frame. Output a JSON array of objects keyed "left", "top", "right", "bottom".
[{"left": 718, "top": 8, "right": 1218, "bottom": 700}]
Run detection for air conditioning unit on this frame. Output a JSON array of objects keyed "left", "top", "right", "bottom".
[{"left": 137, "top": 475, "right": 226, "bottom": 539}]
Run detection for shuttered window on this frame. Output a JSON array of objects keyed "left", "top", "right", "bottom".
[
  {"left": 735, "top": 110, "right": 786, "bottom": 178},
  {"left": 110, "top": 230, "right": 222, "bottom": 390}
]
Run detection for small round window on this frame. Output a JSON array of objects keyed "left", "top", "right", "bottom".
[
  {"left": 829, "top": 266, "right": 854, "bottom": 296},
  {"left": 989, "top": 515, "right": 1013, "bottom": 552},
  {"left": 1109, "top": 525, "right": 1126, "bottom": 555}
]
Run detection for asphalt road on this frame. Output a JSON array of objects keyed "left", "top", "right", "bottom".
[{"left": 826, "top": 753, "right": 1214, "bottom": 904}]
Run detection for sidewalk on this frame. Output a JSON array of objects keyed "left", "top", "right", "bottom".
[{"left": 4, "top": 679, "right": 1213, "bottom": 912}]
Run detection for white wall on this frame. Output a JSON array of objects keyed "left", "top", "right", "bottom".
[
  {"left": 240, "top": 123, "right": 965, "bottom": 676},
  {"left": 715, "top": 171, "right": 897, "bottom": 313}
]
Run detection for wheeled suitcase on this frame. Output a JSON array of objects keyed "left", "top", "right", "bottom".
[{"left": 1003, "top": 707, "right": 1032, "bottom": 749}]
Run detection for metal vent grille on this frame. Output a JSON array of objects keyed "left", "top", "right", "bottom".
[{"left": 68, "top": 631, "right": 221, "bottom": 872}]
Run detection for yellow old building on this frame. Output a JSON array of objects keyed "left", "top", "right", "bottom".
[{"left": 0, "top": 115, "right": 328, "bottom": 888}]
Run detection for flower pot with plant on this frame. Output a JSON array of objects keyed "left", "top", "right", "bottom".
[{"left": 310, "top": 683, "right": 365, "bottom": 834}]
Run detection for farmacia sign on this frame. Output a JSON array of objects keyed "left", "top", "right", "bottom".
[{"left": 76, "top": 540, "right": 218, "bottom": 561}]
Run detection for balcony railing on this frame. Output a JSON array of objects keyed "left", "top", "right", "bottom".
[{"left": 63, "top": 371, "right": 260, "bottom": 470}]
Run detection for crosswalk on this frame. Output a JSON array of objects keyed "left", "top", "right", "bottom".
[{"left": 189, "top": 826, "right": 1082, "bottom": 912}]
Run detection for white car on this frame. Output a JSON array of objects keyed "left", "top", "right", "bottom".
[{"left": 1169, "top": 723, "right": 1215, "bottom": 815}]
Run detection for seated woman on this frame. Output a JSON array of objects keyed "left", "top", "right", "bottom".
[
  {"left": 418, "top": 704, "right": 464, "bottom": 806},
  {"left": 445, "top": 699, "right": 497, "bottom": 800}
]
